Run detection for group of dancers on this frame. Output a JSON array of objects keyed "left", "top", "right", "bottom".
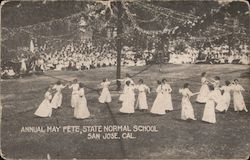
[
  {"left": 180, "top": 72, "right": 248, "bottom": 124},
  {"left": 34, "top": 79, "right": 90, "bottom": 119},
  {"left": 34, "top": 72, "right": 248, "bottom": 123}
]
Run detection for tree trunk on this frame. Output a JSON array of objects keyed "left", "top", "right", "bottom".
[{"left": 116, "top": 1, "right": 123, "bottom": 91}]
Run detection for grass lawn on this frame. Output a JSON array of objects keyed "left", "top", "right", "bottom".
[{"left": 1, "top": 64, "right": 250, "bottom": 159}]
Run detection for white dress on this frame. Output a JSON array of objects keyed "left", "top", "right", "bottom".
[
  {"left": 214, "top": 86, "right": 229, "bottom": 112},
  {"left": 150, "top": 85, "right": 165, "bottom": 115},
  {"left": 34, "top": 91, "right": 52, "bottom": 117},
  {"left": 51, "top": 84, "right": 66, "bottom": 109},
  {"left": 20, "top": 58, "right": 27, "bottom": 72},
  {"left": 202, "top": 91, "right": 216, "bottom": 124},
  {"left": 216, "top": 85, "right": 231, "bottom": 112},
  {"left": 119, "top": 85, "right": 135, "bottom": 113},
  {"left": 98, "top": 81, "right": 112, "bottom": 103},
  {"left": 135, "top": 84, "right": 150, "bottom": 110},
  {"left": 74, "top": 88, "right": 90, "bottom": 119},
  {"left": 119, "top": 77, "right": 134, "bottom": 101},
  {"left": 232, "top": 84, "right": 248, "bottom": 112},
  {"left": 180, "top": 88, "right": 196, "bottom": 120},
  {"left": 162, "top": 83, "right": 173, "bottom": 111},
  {"left": 69, "top": 83, "right": 79, "bottom": 108},
  {"left": 196, "top": 77, "right": 209, "bottom": 103}
]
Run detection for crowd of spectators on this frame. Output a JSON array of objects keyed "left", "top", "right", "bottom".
[
  {"left": 1, "top": 40, "right": 249, "bottom": 79},
  {"left": 41, "top": 42, "right": 116, "bottom": 71},
  {"left": 168, "top": 44, "right": 249, "bottom": 65}
]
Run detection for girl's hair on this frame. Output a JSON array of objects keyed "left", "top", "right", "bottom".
[
  {"left": 162, "top": 78, "right": 167, "bottom": 83},
  {"left": 214, "top": 76, "right": 220, "bottom": 80},
  {"left": 103, "top": 78, "right": 107, "bottom": 82},
  {"left": 183, "top": 83, "right": 189, "bottom": 88},
  {"left": 73, "top": 79, "right": 78, "bottom": 83},
  {"left": 201, "top": 72, "right": 206, "bottom": 77},
  {"left": 225, "top": 80, "right": 230, "bottom": 86},
  {"left": 139, "top": 79, "right": 143, "bottom": 83},
  {"left": 56, "top": 80, "right": 62, "bottom": 85},
  {"left": 234, "top": 79, "right": 239, "bottom": 83},
  {"left": 79, "top": 82, "right": 84, "bottom": 88},
  {"left": 231, "top": 80, "right": 235, "bottom": 85},
  {"left": 157, "top": 80, "right": 161, "bottom": 85},
  {"left": 208, "top": 84, "right": 214, "bottom": 91},
  {"left": 126, "top": 80, "right": 130, "bottom": 86}
]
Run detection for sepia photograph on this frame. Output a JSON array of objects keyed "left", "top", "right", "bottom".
[{"left": 0, "top": 0, "right": 249, "bottom": 159}]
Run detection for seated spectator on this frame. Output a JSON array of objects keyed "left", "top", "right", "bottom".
[{"left": 1, "top": 67, "right": 19, "bottom": 79}]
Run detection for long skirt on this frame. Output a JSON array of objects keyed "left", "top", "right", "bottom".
[
  {"left": 202, "top": 100, "right": 216, "bottom": 124},
  {"left": 74, "top": 97, "right": 90, "bottom": 119},
  {"left": 216, "top": 92, "right": 230, "bottom": 112},
  {"left": 51, "top": 92, "right": 62, "bottom": 109},
  {"left": 135, "top": 92, "right": 148, "bottom": 110},
  {"left": 196, "top": 84, "right": 209, "bottom": 103},
  {"left": 181, "top": 97, "right": 196, "bottom": 120},
  {"left": 98, "top": 88, "right": 112, "bottom": 103},
  {"left": 150, "top": 93, "right": 165, "bottom": 115},
  {"left": 34, "top": 99, "right": 52, "bottom": 117},
  {"left": 119, "top": 94, "right": 135, "bottom": 113},
  {"left": 20, "top": 62, "right": 27, "bottom": 73},
  {"left": 71, "top": 94, "right": 78, "bottom": 108},
  {"left": 119, "top": 93, "right": 124, "bottom": 101},
  {"left": 233, "top": 92, "right": 248, "bottom": 112},
  {"left": 163, "top": 92, "right": 173, "bottom": 111}
]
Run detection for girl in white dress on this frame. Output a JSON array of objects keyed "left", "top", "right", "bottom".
[
  {"left": 211, "top": 76, "right": 221, "bottom": 90},
  {"left": 210, "top": 76, "right": 226, "bottom": 111},
  {"left": 74, "top": 83, "right": 90, "bottom": 119},
  {"left": 98, "top": 78, "right": 114, "bottom": 103},
  {"left": 179, "top": 83, "right": 199, "bottom": 120},
  {"left": 34, "top": 86, "right": 53, "bottom": 117},
  {"left": 118, "top": 73, "right": 134, "bottom": 102},
  {"left": 68, "top": 79, "right": 79, "bottom": 108},
  {"left": 196, "top": 72, "right": 209, "bottom": 103},
  {"left": 216, "top": 80, "right": 232, "bottom": 112},
  {"left": 231, "top": 79, "right": 248, "bottom": 112},
  {"left": 51, "top": 81, "right": 67, "bottom": 109},
  {"left": 119, "top": 80, "right": 136, "bottom": 114},
  {"left": 202, "top": 84, "right": 217, "bottom": 124},
  {"left": 135, "top": 79, "right": 150, "bottom": 111},
  {"left": 162, "top": 78, "right": 173, "bottom": 112},
  {"left": 150, "top": 81, "right": 165, "bottom": 115},
  {"left": 20, "top": 57, "right": 27, "bottom": 74}
]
